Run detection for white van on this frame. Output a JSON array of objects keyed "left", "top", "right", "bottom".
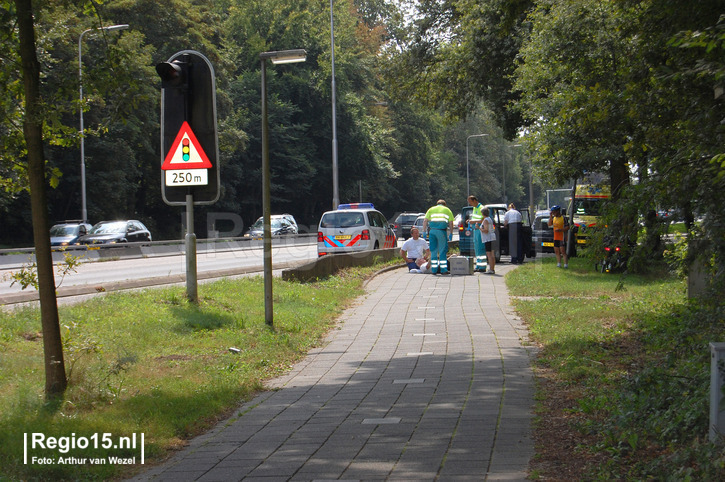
[{"left": 317, "top": 203, "right": 397, "bottom": 257}]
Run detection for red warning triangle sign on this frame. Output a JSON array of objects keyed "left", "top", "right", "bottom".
[{"left": 162, "top": 121, "right": 213, "bottom": 170}]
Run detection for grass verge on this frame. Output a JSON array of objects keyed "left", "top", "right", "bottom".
[
  {"left": 509, "top": 256, "right": 725, "bottom": 479},
  {"left": 0, "top": 260, "right": 399, "bottom": 480}
]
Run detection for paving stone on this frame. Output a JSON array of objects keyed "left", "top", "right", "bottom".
[{"left": 130, "top": 265, "right": 534, "bottom": 481}]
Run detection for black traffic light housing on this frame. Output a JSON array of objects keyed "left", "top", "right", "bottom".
[
  {"left": 157, "top": 51, "right": 219, "bottom": 206},
  {"left": 156, "top": 60, "right": 186, "bottom": 87}
]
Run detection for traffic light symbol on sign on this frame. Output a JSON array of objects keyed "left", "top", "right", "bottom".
[
  {"left": 161, "top": 121, "right": 212, "bottom": 170},
  {"left": 182, "top": 138, "right": 190, "bottom": 161}
]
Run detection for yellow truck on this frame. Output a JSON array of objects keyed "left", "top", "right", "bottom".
[{"left": 568, "top": 184, "right": 611, "bottom": 247}]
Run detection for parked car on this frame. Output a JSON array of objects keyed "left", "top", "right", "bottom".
[
  {"left": 392, "top": 212, "right": 424, "bottom": 240},
  {"left": 76, "top": 220, "right": 152, "bottom": 245},
  {"left": 531, "top": 209, "right": 570, "bottom": 254},
  {"left": 458, "top": 204, "right": 535, "bottom": 262},
  {"left": 50, "top": 221, "right": 92, "bottom": 247},
  {"left": 412, "top": 215, "right": 427, "bottom": 240},
  {"left": 245, "top": 214, "right": 298, "bottom": 238},
  {"left": 317, "top": 203, "right": 397, "bottom": 257},
  {"left": 453, "top": 213, "right": 463, "bottom": 229}
]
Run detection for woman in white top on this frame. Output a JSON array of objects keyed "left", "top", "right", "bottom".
[{"left": 480, "top": 207, "right": 497, "bottom": 274}]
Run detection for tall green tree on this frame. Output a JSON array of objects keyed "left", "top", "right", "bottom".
[
  {"left": 1, "top": 0, "right": 170, "bottom": 242},
  {"left": 514, "top": 0, "right": 633, "bottom": 199},
  {"left": 220, "top": 0, "right": 401, "bottom": 225},
  {"left": 514, "top": 0, "right": 724, "bottom": 284},
  {"left": 628, "top": 1, "right": 724, "bottom": 284},
  {"left": 2, "top": 0, "right": 454, "bottom": 243},
  {"left": 384, "top": 100, "right": 442, "bottom": 211},
  {"left": 13, "top": 0, "right": 67, "bottom": 398},
  {"left": 384, "top": 0, "right": 532, "bottom": 138}
]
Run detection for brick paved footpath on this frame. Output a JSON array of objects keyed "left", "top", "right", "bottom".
[{"left": 131, "top": 264, "right": 535, "bottom": 481}]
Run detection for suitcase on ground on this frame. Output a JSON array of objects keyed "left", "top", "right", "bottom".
[{"left": 449, "top": 256, "right": 474, "bottom": 275}]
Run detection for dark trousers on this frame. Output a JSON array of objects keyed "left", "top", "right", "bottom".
[{"left": 509, "top": 222, "right": 524, "bottom": 263}]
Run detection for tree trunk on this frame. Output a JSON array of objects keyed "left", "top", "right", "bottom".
[
  {"left": 609, "top": 154, "right": 629, "bottom": 201},
  {"left": 609, "top": 153, "right": 638, "bottom": 242},
  {"left": 15, "top": 0, "right": 67, "bottom": 398}
]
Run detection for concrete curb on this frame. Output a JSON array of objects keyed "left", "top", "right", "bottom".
[{"left": 0, "top": 261, "right": 305, "bottom": 305}]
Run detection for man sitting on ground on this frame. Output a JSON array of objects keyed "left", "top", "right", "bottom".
[{"left": 400, "top": 227, "right": 430, "bottom": 272}]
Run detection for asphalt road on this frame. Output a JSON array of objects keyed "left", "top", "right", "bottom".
[
  {"left": 0, "top": 244, "right": 318, "bottom": 302},
  {"left": 0, "top": 234, "right": 471, "bottom": 306}
]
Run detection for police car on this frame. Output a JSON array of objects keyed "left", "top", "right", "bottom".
[{"left": 317, "top": 203, "right": 397, "bottom": 257}]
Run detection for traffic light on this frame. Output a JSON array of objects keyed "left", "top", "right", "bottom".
[
  {"left": 157, "top": 51, "right": 219, "bottom": 206},
  {"left": 156, "top": 60, "right": 186, "bottom": 88}
]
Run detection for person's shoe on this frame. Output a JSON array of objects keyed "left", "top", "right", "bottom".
[
  {"left": 557, "top": 263, "right": 561, "bottom": 268},
  {"left": 440, "top": 269, "right": 449, "bottom": 274},
  {"left": 563, "top": 264, "right": 568, "bottom": 269},
  {"left": 410, "top": 269, "right": 421, "bottom": 273},
  {"left": 431, "top": 268, "right": 438, "bottom": 274},
  {"left": 486, "top": 269, "right": 495, "bottom": 275}
]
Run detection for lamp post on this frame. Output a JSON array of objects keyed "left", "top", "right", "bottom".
[
  {"left": 260, "top": 49, "right": 306, "bottom": 327},
  {"left": 502, "top": 154, "right": 506, "bottom": 204},
  {"left": 330, "top": 0, "right": 339, "bottom": 210},
  {"left": 508, "top": 143, "right": 527, "bottom": 214},
  {"left": 78, "top": 24, "right": 129, "bottom": 223},
  {"left": 465, "top": 134, "right": 488, "bottom": 198}
]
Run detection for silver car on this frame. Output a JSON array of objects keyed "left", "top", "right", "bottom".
[
  {"left": 245, "top": 214, "right": 298, "bottom": 238},
  {"left": 412, "top": 215, "right": 427, "bottom": 240},
  {"left": 317, "top": 203, "right": 397, "bottom": 257}
]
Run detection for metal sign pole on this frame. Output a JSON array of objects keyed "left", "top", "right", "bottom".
[
  {"left": 185, "top": 193, "right": 198, "bottom": 303},
  {"left": 261, "top": 59, "right": 274, "bottom": 327}
]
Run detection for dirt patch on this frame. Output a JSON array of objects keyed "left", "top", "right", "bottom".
[
  {"left": 528, "top": 364, "right": 606, "bottom": 480},
  {"left": 21, "top": 331, "right": 42, "bottom": 341}
]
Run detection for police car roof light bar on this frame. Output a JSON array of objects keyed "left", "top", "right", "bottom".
[{"left": 338, "top": 203, "right": 374, "bottom": 210}]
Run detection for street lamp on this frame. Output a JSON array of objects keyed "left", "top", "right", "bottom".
[
  {"left": 330, "top": 0, "right": 339, "bottom": 210},
  {"left": 260, "top": 49, "right": 306, "bottom": 327},
  {"left": 507, "top": 144, "right": 531, "bottom": 218},
  {"left": 466, "top": 134, "right": 488, "bottom": 198},
  {"left": 78, "top": 23, "right": 129, "bottom": 223}
]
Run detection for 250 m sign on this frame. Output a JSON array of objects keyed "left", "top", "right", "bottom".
[{"left": 165, "top": 169, "right": 208, "bottom": 186}]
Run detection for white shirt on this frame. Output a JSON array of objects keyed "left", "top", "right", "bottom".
[
  {"left": 504, "top": 209, "right": 522, "bottom": 224},
  {"left": 401, "top": 237, "right": 429, "bottom": 259}
]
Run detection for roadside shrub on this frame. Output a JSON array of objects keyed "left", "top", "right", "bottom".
[
  {"left": 588, "top": 301, "right": 725, "bottom": 479},
  {"left": 663, "top": 232, "right": 689, "bottom": 279}
]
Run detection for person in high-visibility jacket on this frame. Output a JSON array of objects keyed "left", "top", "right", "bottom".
[
  {"left": 423, "top": 199, "right": 454, "bottom": 274},
  {"left": 467, "top": 195, "right": 487, "bottom": 272}
]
